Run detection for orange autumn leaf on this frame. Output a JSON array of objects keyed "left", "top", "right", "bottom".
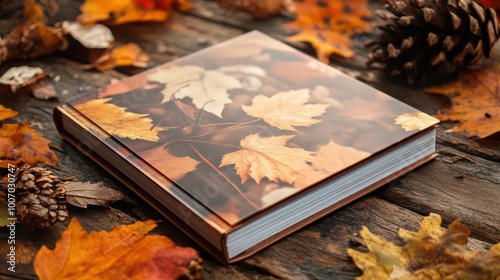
[
  {"left": 395, "top": 112, "right": 439, "bottom": 132},
  {"left": 424, "top": 64, "right": 500, "bottom": 138},
  {"left": 84, "top": 43, "right": 149, "bottom": 71},
  {"left": 74, "top": 98, "right": 164, "bottom": 141},
  {"left": 34, "top": 218, "right": 202, "bottom": 280},
  {"left": 285, "top": 0, "right": 372, "bottom": 61},
  {"left": 78, "top": 0, "right": 190, "bottom": 25},
  {"left": 0, "top": 105, "right": 18, "bottom": 121},
  {"left": 0, "top": 122, "right": 58, "bottom": 166},
  {"left": 139, "top": 144, "right": 200, "bottom": 181},
  {"left": 220, "top": 133, "right": 314, "bottom": 184}
]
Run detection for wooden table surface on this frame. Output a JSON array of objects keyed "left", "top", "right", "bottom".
[{"left": 1, "top": 1, "right": 499, "bottom": 279}]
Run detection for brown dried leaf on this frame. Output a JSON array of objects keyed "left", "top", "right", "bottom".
[
  {"left": 242, "top": 88, "right": 329, "bottom": 131},
  {"left": 65, "top": 181, "right": 123, "bottom": 208},
  {"left": 220, "top": 133, "right": 314, "bottom": 184},
  {"left": 348, "top": 213, "right": 500, "bottom": 279},
  {"left": 0, "top": 105, "right": 18, "bottom": 121},
  {"left": 425, "top": 64, "right": 500, "bottom": 138},
  {"left": 139, "top": 144, "right": 200, "bottom": 181},
  {"left": 0, "top": 66, "right": 45, "bottom": 92},
  {"left": 34, "top": 218, "right": 202, "bottom": 280},
  {"left": 284, "top": 0, "right": 372, "bottom": 61},
  {"left": 74, "top": 98, "right": 164, "bottom": 141},
  {"left": 0, "top": 122, "right": 58, "bottom": 166}
]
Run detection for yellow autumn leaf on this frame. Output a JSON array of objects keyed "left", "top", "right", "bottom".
[
  {"left": 34, "top": 218, "right": 202, "bottom": 280},
  {"left": 295, "top": 140, "right": 371, "bottom": 188},
  {"left": 74, "top": 98, "right": 164, "bottom": 141},
  {"left": 148, "top": 65, "right": 242, "bottom": 117},
  {"left": 220, "top": 133, "right": 314, "bottom": 184},
  {"left": 242, "top": 88, "right": 329, "bottom": 131},
  {"left": 138, "top": 144, "right": 200, "bottom": 181},
  {"left": 0, "top": 105, "right": 18, "bottom": 121},
  {"left": 394, "top": 112, "right": 439, "bottom": 132},
  {"left": 348, "top": 213, "right": 500, "bottom": 280}
]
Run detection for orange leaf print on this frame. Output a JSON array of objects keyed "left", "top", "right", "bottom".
[
  {"left": 424, "top": 64, "right": 500, "bottom": 138},
  {"left": 285, "top": 0, "right": 372, "bottom": 61},
  {"left": 0, "top": 122, "right": 58, "bottom": 166},
  {"left": 34, "top": 218, "right": 202, "bottom": 280}
]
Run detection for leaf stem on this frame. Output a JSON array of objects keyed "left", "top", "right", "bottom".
[{"left": 187, "top": 143, "right": 259, "bottom": 210}]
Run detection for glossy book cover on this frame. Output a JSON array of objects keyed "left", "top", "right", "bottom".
[{"left": 67, "top": 31, "right": 438, "bottom": 226}]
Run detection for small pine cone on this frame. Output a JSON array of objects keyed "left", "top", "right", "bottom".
[
  {"left": 366, "top": 0, "right": 500, "bottom": 83},
  {"left": 1, "top": 164, "right": 68, "bottom": 229}
]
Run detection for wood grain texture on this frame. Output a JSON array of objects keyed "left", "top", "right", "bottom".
[{"left": 0, "top": 1, "right": 499, "bottom": 279}]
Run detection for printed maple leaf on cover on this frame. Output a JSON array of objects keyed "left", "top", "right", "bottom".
[{"left": 70, "top": 32, "right": 436, "bottom": 225}]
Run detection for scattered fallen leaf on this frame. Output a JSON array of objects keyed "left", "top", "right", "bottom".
[
  {"left": 62, "top": 21, "right": 114, "bottom": 49},
  {"left": 424, "top": 64, "right": 500, "bottom": 138},
  {"left": 216, "top": 0, "right": 285, "bottom": 19},
  {"left": 74, "top": 98, "right": 164, "bottom": 141},
  {"left": 220, "top": 133, "right": 314, "bottom": 184},
  {"left": 242, "top": 88, "right": 329, "bottom": 131},
  {"left": 83, "top": 43, "right": 150, "bottom": 71},
  {"left": 31, "top": 78, "right": 57, "bottom": 100},
  {"left": 284, "top": 0, "right": 372, "bottom": 62},
  {"left": 34, "top": 218, "right": 202, "bottom": 280},
  {"left": 0, "top": 105, "right": 18, "bottom": 121},
  {"left": 139, "top": 144, "right": 200, "bottom": 181},
  {"left": 65, "top": 181, "right": 123, "bottom": 208},
  {"left": 348, "top": 213, "right": 500, "bottom": 279},
  {"left": 0, "top": 66, "right": 45, "bottom": 92},
  {"left": 395, "top": 112, "right": 439, "bottom": 132},
  {"left": 78, "top": 0, "right": 189, "bottom": 25},
  {"left": 0, "top": 122, "right": 58, "bottom": 166},
  {"left": 149, "top": 65, "right": 243, "bottom": 117}
]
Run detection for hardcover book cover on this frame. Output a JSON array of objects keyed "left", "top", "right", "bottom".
[{"left": 54, "top": 31, "right": 439, "bottom": 262}]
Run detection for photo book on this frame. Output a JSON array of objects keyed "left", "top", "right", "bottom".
[{"left": 53, "top": 31, "right": 439, "bottom": 263}]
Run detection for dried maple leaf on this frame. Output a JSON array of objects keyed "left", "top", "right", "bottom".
[
  {"left": 0, "top": 122, "right": 58, "bottom": 166},
  {"left": 149, "top": 65, "right": 243, "bottom": 117},
  {"left": 348, "top": 213, "right": 500, "bottom": 279},
  {"left": 74, "top": 98, "right": 164, "bottom": 141},
  {"left": 424, "top": 64, "right": 500, "bottom": 138},
  {"left": 0, "top": 66, "right": 45, "bottom": 92},
  {"left": 285, "top": 0, "right": 372, "bottom": 61},
  {"left": 139, "top": 144, "right": 200, "bottom": 181},
  {"left": 34, "top": 218, "right": 202, "bottom": 280},
  {"left": 242, "top": 88, "right": 329, "bottom": 131},
  {"left": 0, "top": 105, "right": 18, "bottom": 121},
  {"left": 394, "top": 112, "right": 439, "bottom": 132},
  {"left": 65, "top": 181, "right": 123, "bottom": 208},
  {"left": 78, "top": 0, "right": 190, "bottom": 25},
  {"left": 83, "top": 43, "right": 150, "bottom": 71},
  {"left": 220, "top": 133, "right": 314, "bottom": 184}
]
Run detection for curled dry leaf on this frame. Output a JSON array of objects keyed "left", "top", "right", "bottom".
[
  {"left": 0, "top": 105, "right": 18, "bottom": 121},
  {"left": 394, "top": 112, "right": 439, "bottom": 132},
  {"left": 34, "top": 218, "right": 202, "bottom": 280},
  {"left": 74, "top": 98, "right": 164, "bottom": 141},
  {"left": 284, "top": 0, "right": 372, "bottom": 61},
  {"left": 0, "top": 122, "right": 58, "bottom": 166},
  {"left": 424, "top": 64, "right": 500, "bottom": 138},
  {"left": 84, "top": 43, "right": 150, "bottom": 71},
  {"left": 65, "top": 181, "right": 123, "bottom": 208},
  {"left": 220, "top": 133, "right": 314, "bottom": 185},
  {"left": 242, "top": 88, "right": 329, "bottom": 131},
  {"left": 348, "top": 213, "right": 500, "bottom": 279},
  {"left": 78, "top": 0, "right": 190, "bottom": 25},
  {"left": 61, "top": 21, "right": 114, "bottom": 49},
  {"left": 0, "top": 66, "right": 45, "bottom": 92},
  {"left": 149, "top": 65, "right": 243, "bottom": 117}
]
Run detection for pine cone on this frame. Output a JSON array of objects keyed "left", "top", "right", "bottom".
[
  {"left": 1, "top": 164, "right": 68, "bottom": 229},
  {"left": 366, "top": 0, "right": 500, "bottom": 83}
]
